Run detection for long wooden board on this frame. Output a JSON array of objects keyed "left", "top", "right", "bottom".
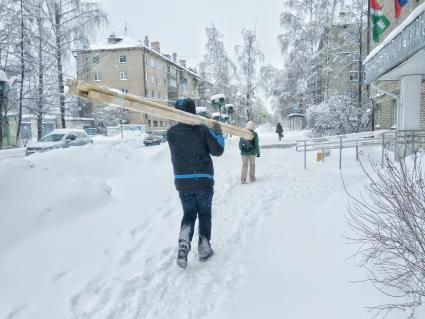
[{"left": 66, "top": 79, "right": 254, "bottom": 140}]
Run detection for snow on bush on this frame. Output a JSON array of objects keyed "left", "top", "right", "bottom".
[{"left": 306, "top": 96, "right": 371, "bottom": 137}]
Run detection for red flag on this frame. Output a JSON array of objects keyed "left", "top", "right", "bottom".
[
  {"left": 370, "top": 0, "right": 381, "bottom": 11},
  {"left": 395, "top": 0, "right": 401, "bottom": 17},
  {"left": 395, "top": 0, "right": 408, "bottom": 18}
]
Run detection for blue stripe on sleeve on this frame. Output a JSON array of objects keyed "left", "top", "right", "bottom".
[
  {"left": 209, "top": 129, "right": 225, "bottom": 149},
  {"left": 175, "top": 174, "right": 214, "bottom": 180}
]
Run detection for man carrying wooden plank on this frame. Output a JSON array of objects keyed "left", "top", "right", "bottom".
[{"left": 167, "top": 98, "right": 225, "bottom": 269}]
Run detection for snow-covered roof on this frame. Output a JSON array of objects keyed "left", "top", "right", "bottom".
[
  {"left": 211, "top": 112, "right": 228, "bottom": 118},
  {"left": 364, "top": 3, "right": 425, "bottom": 64},
  {"left": 89, "top": 35, "right": 142, "bottom": 51},
  {"left": 210, "top": 94, "right": 225, "bottom": 102},
  {"left": 288, "top": 113, "right": 305, "bottom": 118},
  {"left": 64, "top": 117, "right": 94, "bottom": 121},
  {"left": 49, "top": 128, "right": 88, "bottom": 134},
  {"left": 196, "top": 107, "right": 207, "bottom": 112}
]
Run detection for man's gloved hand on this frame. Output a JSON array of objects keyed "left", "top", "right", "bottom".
[{"left": 212, "top": 121, "right": 222, "bottom": 135}]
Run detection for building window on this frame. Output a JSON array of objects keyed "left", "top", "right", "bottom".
[
  {"left": 121, "top": 88, "right": 128, "bottom": 93},
  {"left": 145, "top": 56, "right": 149, "bottom": 65},
  {"left": 163, "top": 79, "right": 167, "bottom": 86},
  {"left": 392, "top": 99, "right": 397, "bottom": 128},
  {"left": 145, "top": 71, "right": 148, "bottom": 81},
  {"left": 169, "top": 79, "right": 177, "bottom": 88},
  {"left": 148, "top": 120, "right": 152, "bottom": 127},
  {"left": 375, "top": 104, "right": 382, "bottom": 128},
  {"left": 120, "top": 72, "right": 128, "bottom": 80},
  {"left": 93, "top": 56, "right": 100, "bottom": 64},
  {"left": 349, "top": 71, "right": 359, "bottom": 82},
  {"left": 153, "top": 120, "right": 158, "bottom": 127},
  {"left": 151, "top": 90, "right": 154, "bottom": 97},
  {"left": 94, "top": 72, "right": 101, "bottom": 81},
  {"left": 158, "top": 92, "right": 161, "bottom": 99},
  {"left": 119, "top": 55, "right": 127, "bottom": 63}
]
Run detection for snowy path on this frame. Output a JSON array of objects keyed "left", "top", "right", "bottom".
[{"left": 0, "top": 128, "right": 420, "bottom": 319}]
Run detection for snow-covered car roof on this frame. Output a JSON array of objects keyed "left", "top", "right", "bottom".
[{"left": 48, "top": 129, "right": 88, "bottom": 135}]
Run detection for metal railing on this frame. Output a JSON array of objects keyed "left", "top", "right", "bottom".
[{"left": 296, "top": 130, "right": 425, "bottom": 169}]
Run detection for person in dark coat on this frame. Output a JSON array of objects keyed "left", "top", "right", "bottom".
[
  {"left": 167, "top": 98, "right": 225, "bottom": 269},
  {"left": 276, "top": 122, "right": 283, "bottom": 141}
]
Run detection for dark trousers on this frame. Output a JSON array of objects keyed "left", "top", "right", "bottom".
[{"left": 178, "top": 190, "right": 214, "bottom": 243}]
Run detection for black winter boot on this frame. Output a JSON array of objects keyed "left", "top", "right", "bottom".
[
  {"left": 198, "top": 236, "right": 214, "bottom": 262},
  {"left": 177, "top": 240, "right": 190, "bottom": 269}
]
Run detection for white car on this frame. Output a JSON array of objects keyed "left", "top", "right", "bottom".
[{"left": 25, "top": 129, "right": 93, "bottom": 156}]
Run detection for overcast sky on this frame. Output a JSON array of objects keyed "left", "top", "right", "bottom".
[{"left": 96, "top": 0, "right": 285, "bottom": 70}]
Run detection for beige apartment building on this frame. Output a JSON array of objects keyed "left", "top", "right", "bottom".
[
  {"left": 74, "top": 34, "right": 208, "bottom": 130},
  {"left": 324, "top": 21, "right": 365, "bottom": 101},
  {"left": 364, "top": 0, "right": 425, "bottom": 130}
]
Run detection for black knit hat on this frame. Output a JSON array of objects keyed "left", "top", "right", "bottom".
[{"left": 175, "top": 98, "right": 196, "bottom": 114}]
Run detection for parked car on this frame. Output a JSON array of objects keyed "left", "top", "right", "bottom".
[
  {"left": 143, "top": 134, "right": 162, "bottom": 146},
  {"left": 25, "top": 129, "right": 93, "bottom": 156},
  {"left": 149, "top": 130, "right": 167, "bottom": 142},
  {"left": 143, "top": 130, "right": 167, "bottom": 146}
]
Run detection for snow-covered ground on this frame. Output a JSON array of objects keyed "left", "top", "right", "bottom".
[{"left": 0, "top": 126, "right": 422, "bottom": 319}]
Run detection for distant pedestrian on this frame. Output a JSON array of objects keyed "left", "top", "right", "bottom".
[
  {"left": 276, "top": 122, "right": 283, "bottom": 141},
  {"left": 167, "top": 98, "right": 225, "bottom": 269},
  {"left": 239, "top": 121, "right": 260, "bottom": 184}
]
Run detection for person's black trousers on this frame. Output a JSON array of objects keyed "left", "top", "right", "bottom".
[{"left": 178, "top": 189, "right": 214, "bottom": 243}]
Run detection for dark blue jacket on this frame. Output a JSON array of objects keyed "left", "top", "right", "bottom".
[{"left": 167, "top": 123, "right": 225, "bottom": 191}]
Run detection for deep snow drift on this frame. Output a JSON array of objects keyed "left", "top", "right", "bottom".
[{"left": 0, "top": 126, "right": 423, "bottom": 319}]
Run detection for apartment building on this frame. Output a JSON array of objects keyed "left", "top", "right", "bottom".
[
  {"left": 364, "top": 0, "right": 425, "bottom": 130},
  {"left": 74, "top": 34, "right": 208, "bottom": 130}
]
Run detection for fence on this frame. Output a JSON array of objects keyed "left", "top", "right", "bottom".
[{"left": 295, "top": 130, "right": 425, "bottom": 169}]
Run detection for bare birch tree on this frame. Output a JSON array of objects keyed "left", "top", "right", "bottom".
[
  {"left": 234, "top": 29, "right": 264, "bottom": 122},
  {"left": 45, "top": 0, "right": 107, "bottom": 128}
]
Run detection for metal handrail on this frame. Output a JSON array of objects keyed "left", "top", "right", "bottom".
[{"left": 296, "top": 130, "right": 425, "bottom": 169}]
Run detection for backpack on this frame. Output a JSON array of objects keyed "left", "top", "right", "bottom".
[{"left": 240, "top": 138, "right": 254, "bottom": 152}]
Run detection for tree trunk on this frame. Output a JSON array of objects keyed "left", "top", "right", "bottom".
[
  {"left": 54, "top": 3, "right": 66, "bottom": 128},
  {"left": 0, "top": 94, "right": 3, "bottom": 149},
  {"left": 15, "top": 0, "right": 25, "bottom": 146},
  {"left": 37, "top": 11, "right": 44, "bottom": 141}
]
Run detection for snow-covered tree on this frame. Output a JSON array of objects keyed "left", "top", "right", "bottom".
[
  {"left": 0, "top": 0, "right": 107, "bottom": 145},
  {"left": 200, "top": 24, "right": 237, "bottom": 115},
  {"left": 45, "top": 0, "right": 107, "bottom": 128},
  {"left": 201, "top": 25, "right": 233, "bottom": 95},
  {"left": 93, "top": 105, "right": 128, "bottom": 128},
  {"left": 306, "top": 95, "right": 370, "bottom": 136},
  {"left": 262, "top": 0, "right": 371, "bottom": 136},
  {"left": 234, "top": 29, "right": 264, "bottom": 122}
]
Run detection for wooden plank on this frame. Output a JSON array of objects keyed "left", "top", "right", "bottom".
[{"left": 66, "top": 79, "right": 254, "bottom": 140}]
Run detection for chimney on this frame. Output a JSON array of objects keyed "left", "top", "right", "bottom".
[
  {"left": 144, "top": 36, "right": 149, "bottom": 47},
  {"left": 151, "top": 41, "right": 160, "bottom": 53},
  {"left": 172, "top": 53, "right": 177, "bottom": 62},
  {"left": 179, "top": 59, "right": 186, "bottom": 68}
]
